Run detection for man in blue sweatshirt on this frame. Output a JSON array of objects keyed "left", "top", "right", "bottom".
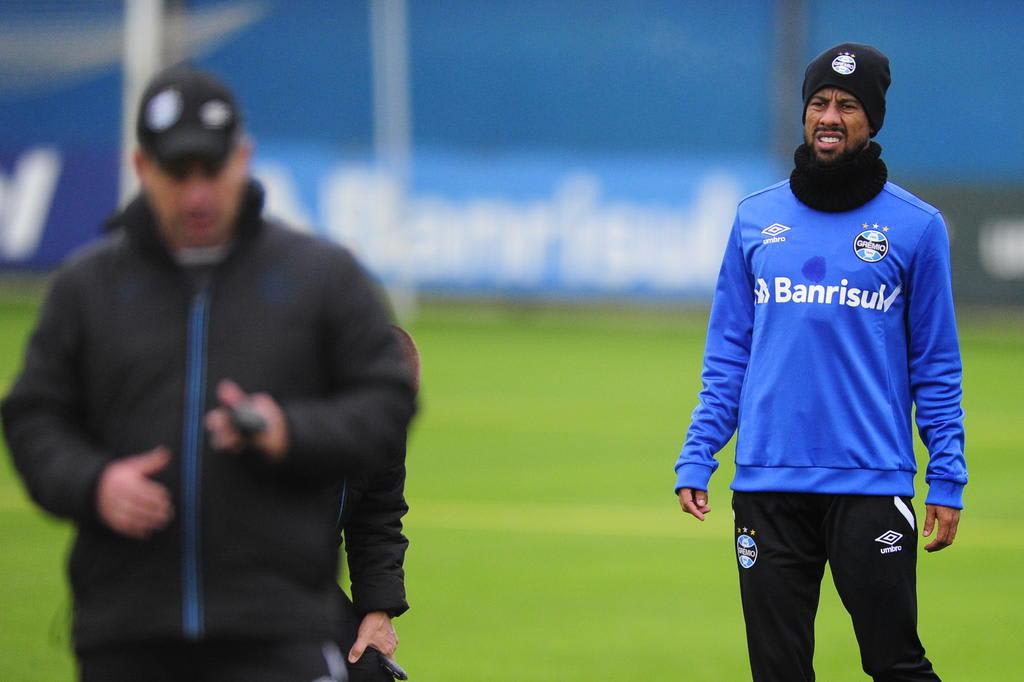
[{"left": 673, "top": 43, "right": 966, "bottom": 681}]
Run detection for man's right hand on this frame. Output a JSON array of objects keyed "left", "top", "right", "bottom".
[
  {"left": 96, "top": 446, "right": 174, "bottom": 539},
  {"left": 678, "top": 488, "right": 711, "bottom": 521}
]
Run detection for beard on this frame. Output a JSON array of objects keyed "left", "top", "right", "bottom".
[
  {"left": 805, "top": 129, "right": 870, "bottom": 167},
  {"left": 812, "top": 145, "right": 862, "bottom": 167}
]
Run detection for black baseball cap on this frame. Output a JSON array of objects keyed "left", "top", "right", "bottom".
[{"left": 136, "top": 64, "right": 241, "bottom": 168}]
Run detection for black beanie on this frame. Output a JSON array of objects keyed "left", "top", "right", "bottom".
[{"left": 802, "top": 43, "right": 891, "bottom": 137}]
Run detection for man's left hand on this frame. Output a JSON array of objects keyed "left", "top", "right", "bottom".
[
  {"left": 204, "top": 379, "right": 288, "bottom": 461},
  {"left": 922, "top": 504, "right": 960, "bottom": 552},
  {"left": 348, "top": 610, "right": 398, "bottom": 664}
]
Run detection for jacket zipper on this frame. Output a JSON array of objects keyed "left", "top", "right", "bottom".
[
  {"left": 336, "top": 479, "right": 349, "bottom": 527},
  {"left": 182, "top": 288, "right": 210, "bottom": 639}
]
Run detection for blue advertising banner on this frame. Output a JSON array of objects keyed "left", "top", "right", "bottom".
[
  {"left": 8, "top": 145, "right": 1021, "bottom": 305},
  {"left": 0, "top": 146, "right": 117, "bottom": 269},
  {"left": 253, "top": 145, "right": 779, "bottom": 298},
  {"left": 1, "top": 140, "right": 779, "bottom": 299}
]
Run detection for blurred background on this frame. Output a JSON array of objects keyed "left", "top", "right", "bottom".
[
  {"left": 3, "top": 0, "right": 1023, "bottom": 304},
  {"left": 1, "top": 2, "right": 1022, "bottom": 681}
]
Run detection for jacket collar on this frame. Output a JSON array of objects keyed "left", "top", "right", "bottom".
[{"left": 106, "top": 179, "right": 266, "bottom": 266}]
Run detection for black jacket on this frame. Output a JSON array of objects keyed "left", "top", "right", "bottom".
[
  {"left": 1, "top": 182, "right": 416, "bottom": 652},
  {"left": 335, "top": 457, "right": 411, "bottom": 682},
  {"left": 337, "top": 456, "right": 410, "bottom": 619}
]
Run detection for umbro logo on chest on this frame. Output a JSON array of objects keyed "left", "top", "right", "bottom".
[{"left": 761, "top": 223, "right": 791, "bottom": 245}]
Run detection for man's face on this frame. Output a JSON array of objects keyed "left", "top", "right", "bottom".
[
  {"left": 134, "top": 141, "right": 251, "bottom": 251},
  {"left": 803, "top": 87, "right": 871, "bottom": 165}
]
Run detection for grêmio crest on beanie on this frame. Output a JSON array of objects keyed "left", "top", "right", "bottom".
[{"left": 802, "top": 43, "right": 891, "bottom": 137}]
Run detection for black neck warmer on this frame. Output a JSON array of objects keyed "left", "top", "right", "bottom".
[{"left": 789, "top": 141, "right": 888, "bottom": 212}]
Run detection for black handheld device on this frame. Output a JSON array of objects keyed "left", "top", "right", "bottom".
[
  {"left": 229, "top": 402, "right": 267, "bottom": 437},
  {"left": 378, "top": 652, "right": 409, "bottom": 680}
]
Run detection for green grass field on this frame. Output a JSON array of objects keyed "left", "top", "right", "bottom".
[{"left": 1, "top": 291, "right": 1022, "bottom": 680}]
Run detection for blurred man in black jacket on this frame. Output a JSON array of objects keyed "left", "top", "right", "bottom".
[{"left": 1, "top": 65, "right": 416, "bottom": 682}]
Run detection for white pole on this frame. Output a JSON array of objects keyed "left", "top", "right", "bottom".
[
  {"left": 772, "top": 0, "right": 807, "bottom": 165},
  {"left": 370, "top": 0, "right": 412, "bottom": 177},
  {"left": 369, "top": 0, "right": 417, "bottom": 322},
  {"left": 120, "top": 0, "right": 165, "bottom": 204}
]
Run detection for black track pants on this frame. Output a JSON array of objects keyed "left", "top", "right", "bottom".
[{"left": 731, "top": 492, "right": 940, "bottom": 682}]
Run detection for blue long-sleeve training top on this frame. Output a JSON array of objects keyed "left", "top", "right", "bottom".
[{"left": 674, "top": 180, "right": 967, "bottom": 508}]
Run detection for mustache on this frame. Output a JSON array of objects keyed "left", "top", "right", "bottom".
[{"left": 814, "top": 125, "right": 846, "bottom": 134}]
